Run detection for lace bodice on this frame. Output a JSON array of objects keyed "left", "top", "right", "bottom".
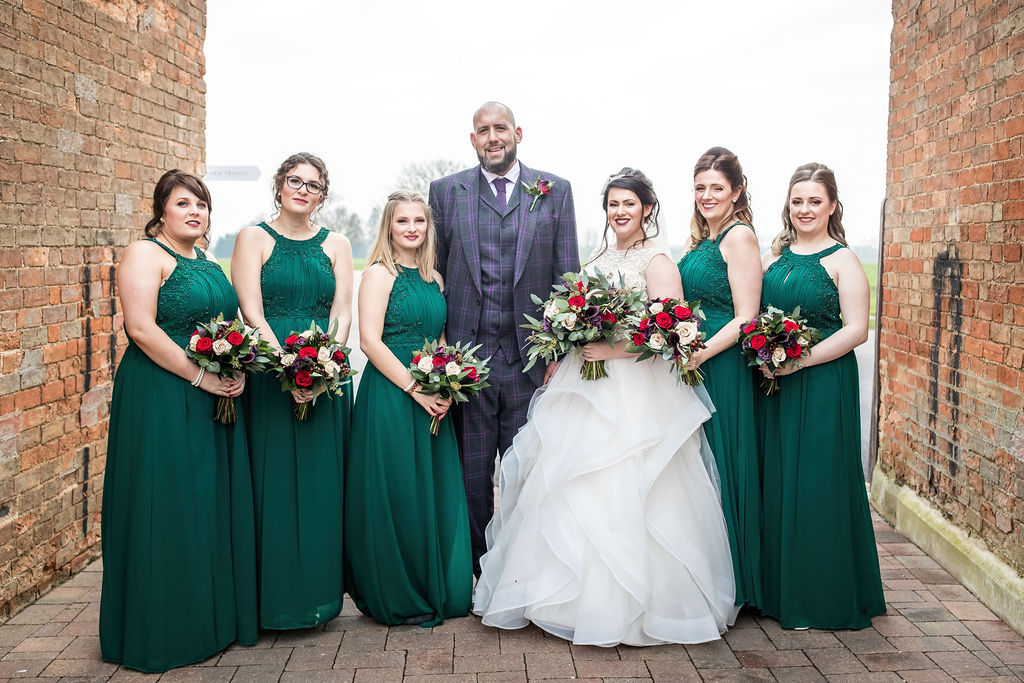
[
  {"left": 584, "top": 246, "right": 664, "bottom": 293},
  {"left": 761, "top": 244, "right": 845, "bottom": 338},
  {"left": 381, "top": 266, "right": 446, "bottom": 357},
  {"left": 258, "top": 222, "right": 335, "bottom": 321}
]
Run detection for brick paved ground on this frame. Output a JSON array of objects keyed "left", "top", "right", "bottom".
[{"left": 1, "top": 513, "right": 1022, "bottom": 682}]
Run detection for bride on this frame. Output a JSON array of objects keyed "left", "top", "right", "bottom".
[{"left": 473, "top": 168, "right": 739, "bottom": 646}]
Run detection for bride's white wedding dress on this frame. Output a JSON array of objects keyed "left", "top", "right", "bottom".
[{"left": 473, "top": 246, "right": 739, "bottom": 647}]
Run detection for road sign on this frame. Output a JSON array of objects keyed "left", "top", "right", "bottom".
[{"left": 205, "top": 165, "right": 261, "bottom": 181}]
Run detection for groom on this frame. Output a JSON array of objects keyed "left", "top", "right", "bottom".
[{"left": 429, "top": 102, "right": 579, "bottom": 574}]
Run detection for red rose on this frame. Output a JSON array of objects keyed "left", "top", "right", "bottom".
[
  {"left": 284, "top": 334, "right": 299, "bottom": 346},
  {"left": 786, "top": 345, "right": 802, "bottom": 358},
  {"left": 432, "top": 355, "right": 446, "bottom": 367},
  {"left": 749, "top": 335, "right": 767, "bottom": 350},
  {"left": 227, "top": 331, "right": 244, "bottom": 346},
  {"left": 195, "top": 337, "right": 213, "bottom": 353},
  {"left": 655, "top": 312, "right": 672, "bottom": 329},
  {"left": 295, "top": 370, "right": 313, "bottom": 387},
  {"left": 412, "top": 353, "right": 421, "bottom": 364},
  {"left": 783, "top": 320, "right": 799, "bottom": 332},
  {"left": 298, "top": 347, "right": 318, "bottom": 359},
  {"left": 192, "top": 330, "right": 200, "bottom": 338},
  {"left": 541, "top": 183, "right": 551, "bottom": 195},
  {"left": 742, "top": 322, "right": 757, "bottom": 334},
  {"left": 576, "top": 281, "right": 584, "bottom": 292},
  {"left": 638, "top": 318, "right": 650, "bottom": 331},
  {"left": 333, "top": 350, "right": 347, "bottom": 363},
  {"left": 632, "top": 333, "right": 646, "bottom": 346},
  {"left": 673, "top": 305, "right": 691, "bottom": 319},
  {"left": 567, "top": 295, "right": 586, "bottom": 309},
  {"left": 600, "top": 311, "right": 616, "bottom": 323},
  {"left": 467, "top": 367, "right": 478, "bottom": 381}
]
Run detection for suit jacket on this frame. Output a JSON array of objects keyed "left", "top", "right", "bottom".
[{"left": 428, "top": 162, "right": 579, "bottom": 387}]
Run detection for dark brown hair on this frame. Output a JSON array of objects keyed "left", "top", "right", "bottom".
[
  {"left": 272, "top": 152, "right": 329, "bottom": 212},
  {"left": 144, "top": 169, "right": 212, "bottom": 243},
  {"left": 689, "top": 146, "right": 753, "bottom": 249},
  {"left": 771, "top": 162, "right": 847, "bottom": 256},
  {"left": 587, "top": 167, "right": 660, "bottom": 264}
]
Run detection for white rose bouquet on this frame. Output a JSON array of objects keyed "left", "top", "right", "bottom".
[
  {"left": 521, "top": 269, "right": 643, "bottom": 380},
  {"left": 626, "top": 298, "right": 708, "bottom": 386},
  {"left": 408, "top": 340, "right": 491, "bottom": 436},
  {"left": 186, "top": 314, "right": 276, "bottom": 423}
]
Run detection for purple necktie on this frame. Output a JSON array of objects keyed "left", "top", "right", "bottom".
[{"left": 493, "top": 177, "right": 509, "bottom": 211}]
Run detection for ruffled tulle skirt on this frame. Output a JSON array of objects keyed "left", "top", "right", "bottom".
[{"left": 473, "top": 355, "right": 739, "bottom": 646}]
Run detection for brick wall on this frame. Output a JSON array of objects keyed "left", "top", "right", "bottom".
[
  {"left": 879, "top": 0, "right": 1023, "bottom": 572},
  {"left": 0, "top": 0, "right": 207, "bottom": 619}
]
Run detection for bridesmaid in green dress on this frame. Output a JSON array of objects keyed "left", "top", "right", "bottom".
[
  {"left": 101, "top": 170, "right": 256, "bottom": 672},
  {"left": 344, "top": 191, "right": 472, "bottom": 626},
  {"left": 232, "top": 153, "right": 354, "bottom": 629},
  {"left": 677, "top": 147, "right": 763, "bottom": 610},
  {"left": 758, "top": 163, "right": 884, "bottom": 629}
]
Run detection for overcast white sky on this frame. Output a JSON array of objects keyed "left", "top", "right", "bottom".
[{"left": 204, "top": 1, "right": 893, "bottom": 252}]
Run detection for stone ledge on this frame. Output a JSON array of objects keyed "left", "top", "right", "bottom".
[{"left": 870, "top": 465, "right": 1024, "bottom": 636}]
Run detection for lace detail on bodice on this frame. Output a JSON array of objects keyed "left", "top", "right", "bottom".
[
  {"left": 143, "top": 239, "right": 238, "bottom": 347},
  {"left": 762, "top": 244, "right": 844, "bottom": 337},
  {"left": 678, "top": 224, "right": 752, "bottom": 334},
  {"left": 258, "top": 222, "right": 335, "bottom": 320},
  {"left": 382, "top": 266, "right": 446, "bottom": 354},
  {"left": 584, "top": 246, "right": 663, "bottom": 293}
]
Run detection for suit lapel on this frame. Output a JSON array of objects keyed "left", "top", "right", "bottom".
[
  {"left": 456, "top": 168, "right": 483, "bottom": 294},
  {"left": 513, "top": 163, "right": 539, "bottom": 286}
]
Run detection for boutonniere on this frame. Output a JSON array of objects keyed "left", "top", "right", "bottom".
[{"left": 522, "top": 176, "right": 554, "bottom": 212}]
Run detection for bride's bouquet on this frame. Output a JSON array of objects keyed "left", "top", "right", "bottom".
[
  {"left": 408, "top": 340, "right": 491, "bottom": 436},
  {"left": 522, "top": 270, "right": 643, "bottom": 380},
  {"left": 187, "top": 314, "right": 276, "bottom": 423},
  {"left": 737, "top": 306, "right": 822, "bottom": 395},
  {"left": 269, "top": 321, "right": 357, "bottom": 420},
  {"left": 626, "top": 298, "right": 708, "bottom": 385}
]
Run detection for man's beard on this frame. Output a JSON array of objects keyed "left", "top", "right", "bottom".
[{"left": 478, "top": 146, "right": 517, "bottom": 175}]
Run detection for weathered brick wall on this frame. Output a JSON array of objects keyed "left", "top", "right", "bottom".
[
  {"left": 879, "top": 0, "right": 1023, "bottom": 572},
  {"left": 0, "top": 0, "right": 206, "bottom": 619}
]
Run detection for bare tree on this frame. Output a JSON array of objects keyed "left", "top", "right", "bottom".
[
  {"left": 317, "top": 200, "right": 369, "bottom": 257},
  {"left": 391, "top": 159, "right": 462, "bottom": 198}
]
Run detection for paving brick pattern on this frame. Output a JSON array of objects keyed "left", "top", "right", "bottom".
[{"left": 0, "top": 514, "right": 1021, "bottom": 682}]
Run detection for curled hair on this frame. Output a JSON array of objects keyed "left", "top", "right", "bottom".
[
  {"left": 272, "top": 152, "right": 329, "bottom": 213},
  {"left": 689, "top": 146, "right": 753, "bottom": 249},
  {"left": 588, "top": 167, "right": 660, "bottom": 264},
  {"left": 771, "top": 162, "right": 847, "bottom": 256},
  {"left": 144, "top": 169, "right": 212, "bottom": 244},
  {"left": 366, "top": 191, "right": 436, "bottom": 281}
]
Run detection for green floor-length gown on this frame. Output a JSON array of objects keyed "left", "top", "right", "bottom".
[
  {"left": 758, "top": 244, "right": 885, "bottom": 629},
  {"left": 245, "top": 222, "right": 350, "bottom": 629},
  {"left": 677, "top": 223, "right": 762, "bottom": 609},
  {"left": 344, "top": 266, "right": 472, "bottom": 626},
  {"left": 100, "top": 240, "right": 257, "bottom": 673}
]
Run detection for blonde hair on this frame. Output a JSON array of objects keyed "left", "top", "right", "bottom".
[
  {"left": 688, "top": 146, "right": 754, "bottom": 250},
  {"left": 367, "top": 191, "right": 436, "bottom": 281},
  {"left": 771, "top": 162, "right": 847, "bottom": 256}
]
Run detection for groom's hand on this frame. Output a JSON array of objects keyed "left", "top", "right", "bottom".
[{"left": 543, "top": 361, "right": 560, "bottom": 385}]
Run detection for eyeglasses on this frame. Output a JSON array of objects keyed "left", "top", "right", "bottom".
[{"left": 284, "top": 175, "right": 324, "bottom": 194}]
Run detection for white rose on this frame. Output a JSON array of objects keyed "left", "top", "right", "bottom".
[
  {"left": 445, "top": 362, "right": 461, "bottom": 376},
  {"left": 417, "top": 357, "right": 434, "bottom": 372},
  {"left": 564, "top": 313, "right": 577, "bottom": 330},
  {"left": 323, "top": 360, "right": 339, "bottom": 376},
  {"left": 188, "top": 334, "right": 199, "bottom": 351},
  {"left": 649, "top": 332, "right": 666, "bottom": 350},
  {"left": 772, "top": 346, "right": 787, "bottom": 365},
  {"left": 318, "top": 347, "right": 331, "bottom": 362},
  {"left": 212, "top": 338, "right": 231, "bottom": 355},
  {"left": 677, "top": 321, "right": 698, "bottom": 344},
  {"left": 798, "top": 336, "right": 810, "bottom": 346},
  {"left": 545, "top": 303, "right": 559, "bottom": 319},
  {"left": 280, "top": 353, "right": 297, "bottom": 366},
  {"left": 649, "top": 302, "right": 664, "bottom": 314}
]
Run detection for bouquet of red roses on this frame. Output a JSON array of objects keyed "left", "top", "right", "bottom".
[
  {"left": 522, "top": 269, "right": 643, "bottom": 380},
  {"left": 737, "top": 305, "right": 822, "bottom": 395},
  {"left": 408, "top": 340, "right": 491, "bottom": 436},
  {"left": 187, "top": 314, "right": 276, "bottom": 423},
  {"left": 626, "top": 298, "right": 708, "bottom": 385},
  {"left": 269, "top": 321, "right": 357, "bottom": 420}
]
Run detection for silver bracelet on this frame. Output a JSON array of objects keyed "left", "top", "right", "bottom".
[
  {"left": 191, "top": 367, "right": 206, "bottom": 387},
  {"left": 403, "top": 378, "right": 417, "bottom": 393}
]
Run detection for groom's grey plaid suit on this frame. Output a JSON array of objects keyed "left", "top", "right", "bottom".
[{"left": 429, "top": 162, "right": 579, "bottom": 572}]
